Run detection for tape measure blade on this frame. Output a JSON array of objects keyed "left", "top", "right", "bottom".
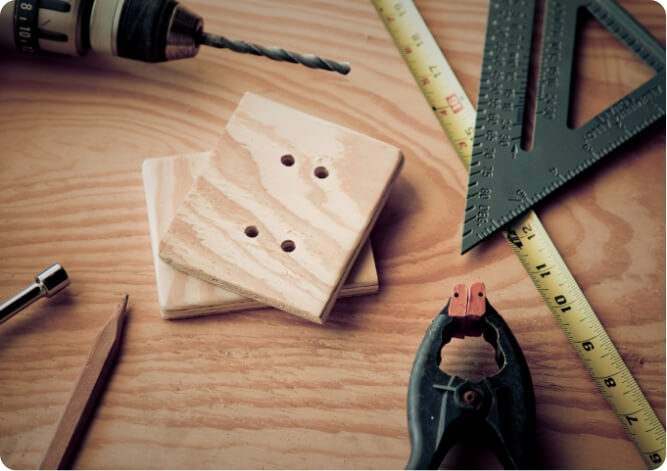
[
  {"left": 504, "top": 210, "right": 665, "bottom": 468},
  {"left": 371, "top": 0, "right": 475, "bottom": 169}
]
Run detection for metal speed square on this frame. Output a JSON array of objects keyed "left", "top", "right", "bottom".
[{"left": 461, "top": 0, "right": 665, "bottom": 253}]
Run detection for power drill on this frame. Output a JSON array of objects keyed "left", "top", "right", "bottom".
[{"left": 0, "top": 0, "right": 350, "bottom": 73}]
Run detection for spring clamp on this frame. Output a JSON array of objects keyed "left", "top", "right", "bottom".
[{"left": 406, "top": 282, "right": 537, "bottom": 469}]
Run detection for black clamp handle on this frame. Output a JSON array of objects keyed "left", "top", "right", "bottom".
[{"left": 406, "top": 283, "right": 537, "bottom": 469}]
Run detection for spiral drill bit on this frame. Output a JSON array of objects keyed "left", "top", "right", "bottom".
[{"left": 198, "top": 32, "right": 350, "bottom": 75}]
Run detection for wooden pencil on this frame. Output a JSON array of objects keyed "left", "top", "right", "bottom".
[{"left": 39, "top": 295, "right": 129, "bottom": 470}]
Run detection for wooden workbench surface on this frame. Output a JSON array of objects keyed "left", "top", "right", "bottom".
[{"left": 0, "top": 1, "right": 664, "bottom": 469}]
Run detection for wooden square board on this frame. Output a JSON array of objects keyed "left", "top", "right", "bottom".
[
  {"left": 143, "top": 151, "right": 379, "bottom": 320},
  {"left": 159, "top": 93, "right": 403, "bottom": 323}
]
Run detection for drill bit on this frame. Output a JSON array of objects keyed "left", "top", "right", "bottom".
[{"left": 198, "top": 32, "right": 350, "bottom": 75}]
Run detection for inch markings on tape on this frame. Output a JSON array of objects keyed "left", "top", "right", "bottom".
[
  {"left": 506, "top": 212, "right": 665, "bottom": 468},
  {"left": 371, "top": 0, "right": 665, "bottom": 467},
  {"left": 372, "top": 0, "right": 476, "bottom": 168}
]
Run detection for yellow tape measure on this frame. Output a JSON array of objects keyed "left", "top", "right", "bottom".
[
  {"left": 371, "top": 0, "right": 665, "bottom": 467},
  {"left": 508, "top": 213, "right": 665, "bottom": 468},
  {"left": 370, "top": 0, "right": 476, "bottom": 168}
]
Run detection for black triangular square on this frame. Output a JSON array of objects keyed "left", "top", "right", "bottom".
[{"left": 461, "top": 0, "right": 665, "bottom": 253}]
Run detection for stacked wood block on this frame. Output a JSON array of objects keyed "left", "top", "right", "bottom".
[{"left": 144, "top": 93, "right": 403, "bottom": 323}]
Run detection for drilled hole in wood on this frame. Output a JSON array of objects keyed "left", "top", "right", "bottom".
[
  {"left": 281, "top": 154, "right": 295, "bottom": 166},
  {"left": 314, "top": 166, "right": 329, "bottom": 179},
  {"left": 281, "top": 240, "right": 296, "bottom": 252},
  {"left": 244, "top": 226, "right": 259, "bottom": 238}
]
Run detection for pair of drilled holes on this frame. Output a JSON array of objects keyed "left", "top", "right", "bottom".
[
  {"left": 244, "top": 225, "right": 295, "bottom": 253},
  {"left": 280, "top": 154, "right": 329, "bottom": 179}
]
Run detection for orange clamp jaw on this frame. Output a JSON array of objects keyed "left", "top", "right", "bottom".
[{"left": 449, "top": 282, "right": 486, "bottom": 338}]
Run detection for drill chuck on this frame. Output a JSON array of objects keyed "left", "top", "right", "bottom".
[
  {"left": 0, "top": 0, "right": 203, "bottom": 62},
  {"left": 92, "top": 0, "right": 202, "bottom": 62}
]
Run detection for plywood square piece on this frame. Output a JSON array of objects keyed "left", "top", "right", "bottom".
[
  {"left": 159, "top": 93, "right": 404, "bottom": 323},
  {"left": 142, "top": 152, "right": 379, "bottom": 320}
]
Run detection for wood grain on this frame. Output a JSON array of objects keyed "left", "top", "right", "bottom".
[
  {"left": 159, "top": 93, "right": 403, "bottom": 323},
  {"left": 0, "top": 0, "right": 663, "bottom": 469},
  {"left": 142, "top": 151, "right": 379, "bottom": 320}
]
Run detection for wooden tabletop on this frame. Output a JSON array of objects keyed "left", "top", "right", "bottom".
[{"left": 0, "top": 0, "right": 664, "bottom": 469}]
